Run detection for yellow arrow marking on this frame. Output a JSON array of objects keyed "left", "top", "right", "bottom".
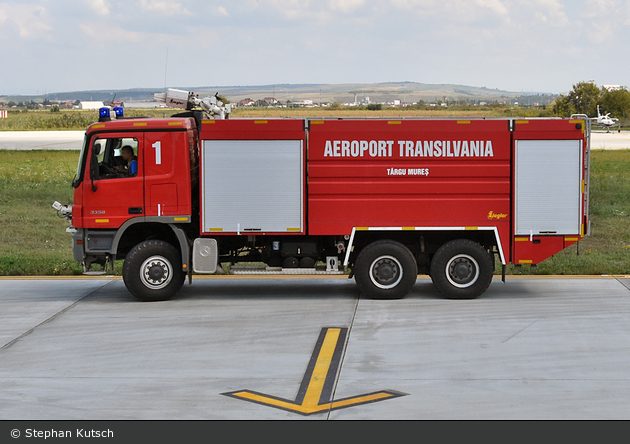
[
  {"left": 303, "top": 327, "right": 340, "bottom": 408},
  {"left": 229, "top": 390, "right": 399, "bottom": 415},
  {"left": 222, "top": 327, "right": 406, "bottom": 415}
]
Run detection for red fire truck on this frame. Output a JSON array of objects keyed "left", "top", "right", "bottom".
[{"left": 54, "top": 89, "right": 591, "bottom": 302}]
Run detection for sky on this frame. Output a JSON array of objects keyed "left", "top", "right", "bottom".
[{"left": 0, "top": 0, "right": 629, "bottom": 95}]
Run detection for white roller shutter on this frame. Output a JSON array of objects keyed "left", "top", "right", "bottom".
[
  {"left": 202, "top": 140, "right": 303, "bottom": 233},
  {"left": 515, "top": 139, "right": 581, "bottom": 235}
]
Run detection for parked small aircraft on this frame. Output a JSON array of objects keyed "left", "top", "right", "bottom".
[{"left": 595, "top": 105, "right": 619, "bottom": 132}]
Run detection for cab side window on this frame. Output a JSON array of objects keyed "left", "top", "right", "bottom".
[{"left": 92, "top": 137, "right": 139, "bottom": 179}]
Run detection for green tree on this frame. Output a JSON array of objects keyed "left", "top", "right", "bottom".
[
  {"left": 563, "top": 81, "right": 602, "bottom": 116},
  {"left": 552, "top": 95, "right": 575, "bottom": 116},
  {"left": 599, "top": 88, "right": 630, "bottom": 121}
]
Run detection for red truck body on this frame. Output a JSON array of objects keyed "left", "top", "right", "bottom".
[{"left": 66, "top": 114, "right": 590, "bottom": 301}]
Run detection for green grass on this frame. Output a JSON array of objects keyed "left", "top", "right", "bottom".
[
  {"left": 0, "top": 149, "right": 628, "bottom": 276},
  {"left": 0, "top": 150, "right": 83, "bottom": 275},
  {"left": 0, "top": 110, "right": 95, "bottom": 131},
  {"left": 0, "top": 106, "right": 555, "bottom": 131},
  {"left": 0, "top": 109, "right": 187, "bottom": 131}
]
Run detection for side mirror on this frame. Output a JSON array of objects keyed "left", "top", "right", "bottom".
[{"left": 90, "top": 151, "right": 98, "bottom": 192}]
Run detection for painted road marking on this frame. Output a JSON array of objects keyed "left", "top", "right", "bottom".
[{"left": 222, "top": 327, "right": 406, "bottom": 415}]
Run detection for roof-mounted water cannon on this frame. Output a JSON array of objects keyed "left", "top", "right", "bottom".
[{"left": 154, "top": 88, "right": 231, "bottom": 119}]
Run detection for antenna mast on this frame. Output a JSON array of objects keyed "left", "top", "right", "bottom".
[{"left": 163, "top": 47, "right": 169, "bottom": 92}]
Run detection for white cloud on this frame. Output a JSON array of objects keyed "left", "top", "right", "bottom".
[
  {"left": 139, "top": 0, "right": 191, "bottom": 15},
  {"left": 580, "top": 0, "right": 630, "bottom": 41},
  {"left": 475, "top": 0, "right": 509, "bottom": 16},
  {"left": 266, "top": 0, "right": 319, "bottom": 20},
  {"left": 218, "top": 6, "right": 229, "bottom": 17},
  {"left": 80, "top": 22, "right": 142, "bottom": 45},
  {"left": 329, "top": 0, "right": 366, "bottom": 13},
  {"left": 265, "top": 0, "right": 371, "bottom": 22},
  {"left": 0, "top": 3, "right": 52, "bottom": 40},
  {"left": 389, "top": 0, "right": 509, "bottom": 22},
  {"left": 531, "top": 0, "right": 569, "bottom": 26},
  {"left": 89, "top": 0, "right": 111, "bottom": 16}
]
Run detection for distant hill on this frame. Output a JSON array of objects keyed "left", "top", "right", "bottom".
[
  {"left": 1, "top": 82, "right": 556, "bottom": 105},
  {"left": 186, "top": 82, "right": 554, "bottom": 104}
]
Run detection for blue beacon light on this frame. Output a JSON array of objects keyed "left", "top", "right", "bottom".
[
  {"left": 98, "top": 107, "right": 111, "bottom": 122},
  {"left": 113, "top": 107, "right": 124, "bottom": 118}
]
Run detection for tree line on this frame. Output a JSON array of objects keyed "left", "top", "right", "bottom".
[{"left": 553, "top": 81, "right": 630, "bottom": 121}]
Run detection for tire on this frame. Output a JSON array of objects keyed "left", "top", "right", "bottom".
[
  {"left": 430, "top": 239, "right": 493, "bottom": 300},
  {"left": 354, "top": 240, "right": 418, "bottom": 299},
  {"left": 122, "top": 240, "right": 184, "bottom": 302}
]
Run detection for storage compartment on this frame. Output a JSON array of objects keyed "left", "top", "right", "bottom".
[
  {"left": 85, "top": 230, "right": 116, "bottom": 252},
  {"left": 280, "top": 240, "right": 318, "bottom": 257},
  {"left": 514, "top": 139, "right": 582, "bottom": 235},
  {"left": 201, "top": 140, "right": 304, "bottom": 234}
]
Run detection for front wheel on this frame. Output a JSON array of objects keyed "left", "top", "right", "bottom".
[
  {"left": 354, "top": 240, "right": 417, "bottom": 299},
  {"left": 123, "top": 240, "right": 184, "bottom": 302},
  {"left": 430, "top": 239, "right": 494, "bottom": 300}
]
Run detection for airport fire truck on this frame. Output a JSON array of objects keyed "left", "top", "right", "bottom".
[{"left": 54, "top": 89, "right": 591, "bottom": 302}]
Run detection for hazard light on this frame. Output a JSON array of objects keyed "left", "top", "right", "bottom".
[
  {"left": 98, "top": 107, "right": 111, "bottom": 122},
  {"left": 113, "top": 107, "right": 124, "bottom": 118}
]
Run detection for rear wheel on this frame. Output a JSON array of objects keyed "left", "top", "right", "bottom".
[
  {"left": 430, "top": 239, "right": 493, "bottom": 299},
  {"left": 354, "top": 240, "right": 417, "bottom": 299},
  {"left": 123, "top": 240, "right": 184, "bottom": 302}
]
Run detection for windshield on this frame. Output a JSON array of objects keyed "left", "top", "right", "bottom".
[{"left": 72, "top": 134, "right": 88, "bottom": 188}]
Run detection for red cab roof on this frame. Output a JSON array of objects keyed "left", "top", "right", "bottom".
[{"left": 87, "top": 117, "right": 194, "bottom": 133}]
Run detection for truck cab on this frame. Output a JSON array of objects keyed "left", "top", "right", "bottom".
[{"left": 69, "top": 116, "right": 197, "bottom": 292}]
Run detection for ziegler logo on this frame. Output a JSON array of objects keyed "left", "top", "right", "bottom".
[{"left": 488, "top": 211, "right": 507, "bottom": 220}]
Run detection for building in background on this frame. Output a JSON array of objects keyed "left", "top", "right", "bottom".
[
  {"left": 78, "top": 101, "right": 105, "bottom": 110},
  {"left": 122, "top": 101, "right": 165, "bottom": 109}
]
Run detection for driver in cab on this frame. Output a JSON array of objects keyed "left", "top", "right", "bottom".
[{"left": 115, "top": 145, "right": 138, "bottom": 177}]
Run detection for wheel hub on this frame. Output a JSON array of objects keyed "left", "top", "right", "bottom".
[
  {"left": 453, "top": 260, "right": 472, "bottom": 280},
  {"left": 446, "top": 254, "right": 480, "bottom": 288},
  {"left": 377, "top": 263, "right": 395, "bottom": 281},
  {"left": 140, "top": 256, "right": 173, "bottom": 290},
  {"left": 369, "top": 255, "right": 403, "bottom": 289},
  {"left": 148, "top": 264, "right": 166, "bottom": 281}
]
